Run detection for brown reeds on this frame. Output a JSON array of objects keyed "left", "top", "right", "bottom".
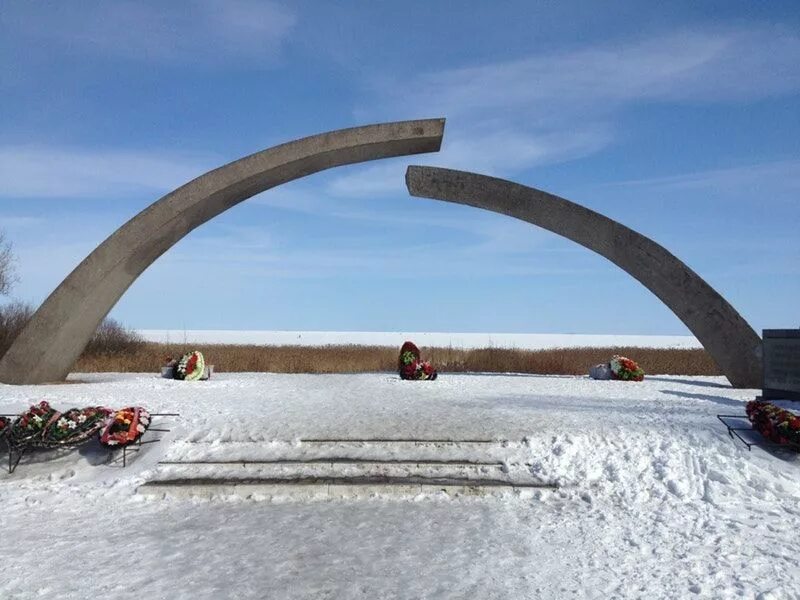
[
  {"left": 73, "top": 342, "right": 721, "bottom": 376},
  {"left": 0, "top": 301, "right": 34, "bottom": 358},
  {"left": 0, "top": 305, "right": 145, "bottom": 361},
  {"left": 0, "top": 305, "right": 721, "bottom": 376}
]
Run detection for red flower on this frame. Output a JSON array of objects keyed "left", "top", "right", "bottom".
[
  {"left": 401, "top": 362, "right": 418, "bottom": 380},
  {"left": 747, "top": 401, "right": 800, "bottom": 446}
]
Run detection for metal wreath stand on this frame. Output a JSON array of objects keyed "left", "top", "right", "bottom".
[{"left": 1, "top": 412, "right": 179, "bottom": 474}]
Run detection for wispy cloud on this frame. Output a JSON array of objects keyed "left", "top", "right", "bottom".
[
  {"left": 165, "top": 228, "right": 586, "bottom": 281},
  {"left": 1, "top": 0, "right": 296, "bottom": 66},
  {"left": 249, "top": 186, "right": 331, "bottom": 214},
  {"left": 252, "top": 180, "right": 565, "bottom": 251},
  {"left": 0, "top": 146, "right": 217, "bottom": 199},
  {"left": 0, "top": 216, "right": 43, "bottom": 229},
  {"left": 340, "top": 25, "right": 800, "bottom": 196},
  {"left": 375, "top": 26, "right": 800, "bottom": 122},
  {"left": 712, "top": 253, "right": 800, "bottom": 278},
  {"left": 603, "top": 159, "right": 800, "bottom": 195},
  {"left": 326, "top": 127, "right": 611, "bottom": 198},
  {"left": 176, "top": 192, "right": 582, "bottom": 280}
]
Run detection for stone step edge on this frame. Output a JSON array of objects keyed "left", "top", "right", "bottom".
[
  {"left": 175, "top": 439, "right": 516, "bottom": 445},
  {"left": 139, "top": 475, "right": 556, "bottom": 489},
  {"left": 158, "top": 459, "right": 508, "bottom": 466},
  {"left": 298, "top": 438, "right": 505, "bottom": 444}
]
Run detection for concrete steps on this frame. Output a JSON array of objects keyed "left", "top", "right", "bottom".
[{"left": 138, "top": 438, "right": 556, "bottom": 498}]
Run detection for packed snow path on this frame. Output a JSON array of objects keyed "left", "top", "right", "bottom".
[{"left": 1, "top": 373, "right": 798, "bottom": 599}]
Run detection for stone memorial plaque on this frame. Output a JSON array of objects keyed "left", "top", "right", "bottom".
[{"left": 762, "top": 330, "right": 800, "bottom": 401}]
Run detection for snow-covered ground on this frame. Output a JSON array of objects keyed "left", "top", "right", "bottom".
[
  {"left": 1, "top": 372, "right": 798, "bottom": 599},
  {"left": 138, "top": 329, "right": 702, "bottom": 349}
]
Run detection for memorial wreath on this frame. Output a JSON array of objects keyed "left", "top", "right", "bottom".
[
  {"left": 7, "top": 401, "right": 59, "bottom": 447},
  {"left": 746, "top": 400, "right": 800, "bottom": 448},
  {"left": 164, "top": 351, "right": 206, "bottom": 381},
  {"left": 43, "top": 406, "right": 112, "bottom": 445},
  {"left": 99, "top": 406, "right": 151, "bottom": 447},
  {"left": 609, "top": 355, "right": 645, "bottom": 381},
  {"left": 398, "top": 341, "right": 438, "bottom": 381}
]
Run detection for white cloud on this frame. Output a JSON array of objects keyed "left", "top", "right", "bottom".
[
  {"left": 344, "top": 25, "right": 800, "bottom": 191},
  {"left": 250, "top": 187, "right": 329, "bottom": 213},
  {"left": 326, "top": 127, "right": 612, "bottom": 198},
  {"left": 165, "top": 223, "right": 584, "bottom": 281},
  {"left": 250, "top": 179, "right": 563, "bottom": 252},
  {"left": 326, "top": 162, "right": 407, "bottom": 198},
  {"left": 0, "top": 216, "right": 43, "bottom": 228},
  {"left": 2, "top": 0, "right": 296, "bottom": 65},
  {"left": 438, "top": 127, "right": 611, "bottom": 172},
  {"left": 377, "top": 26, "right": 800, "bottom": 122},
  {"left": 0, "top": 146, "right": 217, "bottom": 198},
  {"left": 605, "top": 159, "right": 800, "bottom": 195}
]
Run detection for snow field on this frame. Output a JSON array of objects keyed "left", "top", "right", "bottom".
[{"left": 1, "top": 373, "right": 798, "bottom": 599}]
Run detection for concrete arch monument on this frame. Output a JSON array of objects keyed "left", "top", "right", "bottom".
[
  {"left": 405, "top": 166, "right": 761, "bottom": 388},
  {"left": 0, "top": 119, "right": 445, "bottom": 384}
]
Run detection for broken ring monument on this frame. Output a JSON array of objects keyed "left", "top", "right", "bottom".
[{"left": 0, "top": 121, "right": 763, "bottom": 389}]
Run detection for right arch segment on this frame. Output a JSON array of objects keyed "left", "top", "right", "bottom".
[{"left": 405, "top": 166, "right": 761, "bottom": 388}]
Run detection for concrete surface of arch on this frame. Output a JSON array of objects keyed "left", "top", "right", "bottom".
[
  {"left": 405, "top": 166, "right": 761, "bottom": 389},
  {"left": 0, "top": 119, "right": 445, "bottom": 384}
]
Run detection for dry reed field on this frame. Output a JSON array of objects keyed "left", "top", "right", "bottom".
[
  {"left": 74, "top": 342, "right": 722, "bottom": 376},
  {"left": 0, "top": 308, "right": 722, "bottom": 376}
]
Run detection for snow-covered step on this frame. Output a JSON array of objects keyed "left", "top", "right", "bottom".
[
  {"left": 147, "top": 460, "right": 520, "bottom": 483},
  {"left": 138, "top": 472, "right": 555, "bottom": 499},
  {"left": 141, "top": 436, "right": 556, "bottom": 497},
  {"left": 162, "top": 439, "right": 524, "bottom": 465},
  {"left": 137, "top": 480, "right": 553, "bottom": 500}
]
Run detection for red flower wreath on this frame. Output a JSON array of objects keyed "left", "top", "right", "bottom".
[
  {"left": 99, "top": 407, "right": 151, "bottom": 447},
  {"left": 398, "top": 341, "right": 438, "bottom": 381},
  {"left": 746, "top": 401, "right": 800, "bottom": 448},
  {"left": 8, "top": 401, "right": 60, "bottom": 446}
]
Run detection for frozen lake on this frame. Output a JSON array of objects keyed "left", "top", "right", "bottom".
[{"left": 138, "top": 329, "right": 702, "bottom": 349}]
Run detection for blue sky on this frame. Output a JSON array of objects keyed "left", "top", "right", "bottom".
[{"left": 1, "top": 0, "right": 798, "bottom": 335}]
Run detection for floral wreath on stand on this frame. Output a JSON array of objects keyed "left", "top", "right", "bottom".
[
  {"left": 8, "top": 401, "right": 60, "bottom": 447},
  {"left": 609, "top": 355, "right": 645, "bottom": 381},
  {"left": 43, "top": 406, "right": 112, "bottom": 445},
  {"left": 746, "top": 401, "right": 800, "bottom": 448},
  {"left": 99, "top": 407, "right": 151, "bottom": 447},
  {"left": 398, "top": 341, "right": 438, "bottom": 381},
  {"left": 174, "top": 351, "right": 206, "bottom": 381}
]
